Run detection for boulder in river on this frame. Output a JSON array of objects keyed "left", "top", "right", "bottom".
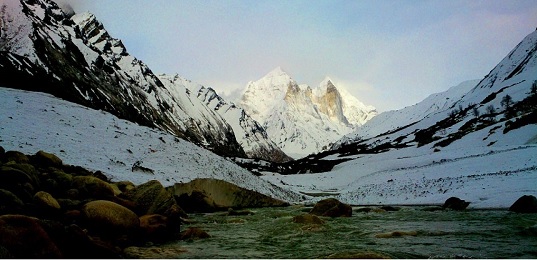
[
  {"left": 179, "top": 227, "right": 211, "bottom": 240},
  {"left": 169, "top": 178, "right": 289, "bottom": 212},
  {"left": 310, "top": 198, "right": 352, "bottom": 217},
  {"left": 292, "top": 213, "right": 325, "bottom": 225},
  {"left": 442, "top": 197, "right": 470, "bottom": 210},
  {"left": 509, "top": 195, "right": 537, "bottom": 213}
]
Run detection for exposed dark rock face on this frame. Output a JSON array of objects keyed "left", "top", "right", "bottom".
[
  {"left": 442, "top": 197, "right": 470, "bottom": 210},
  {"left": 310, "top": 198, "right": 352, "bottom": 217},
  {"left": 509, "top": 195, "right": 537, "bottom": 213},
  {"left": 169, "top": 178, "right": 289, "bottom": 212}
]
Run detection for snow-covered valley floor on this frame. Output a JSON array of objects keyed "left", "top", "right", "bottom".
[{"left": 262, "top": 140, "right": 537, "bottom": 208}]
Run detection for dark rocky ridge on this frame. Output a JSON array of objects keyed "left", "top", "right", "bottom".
[{"left": 0, "top": 0, "right": 248, "bottom": 158}]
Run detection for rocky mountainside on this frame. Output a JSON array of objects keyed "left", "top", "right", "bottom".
[
  {"left": 0, "top": 0, "right": 287, "bottom": 161},
  {"left": 239, "top": 67, "right": 377, "bottom": 158},
  {"left": 158, "top": 74, "right": 292, "bottom": 162},
  {"left": 331, "top": 28, "right": 537, "bottom": 155}
]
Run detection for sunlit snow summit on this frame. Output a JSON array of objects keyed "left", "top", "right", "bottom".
[{"left": 239, "top": 67, "right": 377, "bottom": 158}]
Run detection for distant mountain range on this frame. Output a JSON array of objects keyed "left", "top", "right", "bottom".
[{"left": 0, "top": 0, "right": 378, "bottom": 162}]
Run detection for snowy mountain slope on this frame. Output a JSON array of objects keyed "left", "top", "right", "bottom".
[
  {"left": 0, "top": 87, "right": 303, "bottom": 203},
  {"left": 239, "top": 67, "right": 377, "bottom": 158},
  {"left": 260, "top": 29, "right": 537, "bottom": 208},
  {"left": 0, "top": 0, "right": 249, "bottom": 157},
  {"left": 158, "top": 74, "right": 292, "bottom": 163},
  {"left": 338, "top": 79, "right": 480, "bottom": 143}
]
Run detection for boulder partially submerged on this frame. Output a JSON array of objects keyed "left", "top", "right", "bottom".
[
  {"left": 442, "top": 197, "right": 470, "bottom": 210},
  {"left": 310, "top": 198, "right": 352, "bottom": 217},
  {"left": 169, "top": 178, "right": 289, "bottom": 212},
  {"left": 509, "top": 195, "right": 537, "bottom": 213}
]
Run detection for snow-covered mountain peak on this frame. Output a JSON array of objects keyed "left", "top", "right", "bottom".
[
  {"left": 315, "top": 76, "right": 337, "bottom": 97},
  {"left": 265, "top": 66, "right": 288, "bottom": 78},
  {"left": 239, "top": 68, "right": 377, "bottom": 158}
]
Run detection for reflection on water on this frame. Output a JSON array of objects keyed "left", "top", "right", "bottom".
[{"left": 173, "top": 206, "right": 537, "bottom": 259}]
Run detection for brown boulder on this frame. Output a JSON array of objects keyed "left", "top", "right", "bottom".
[
  {"left": 292, "top": 213, "right": 325, "bottom": 225},
  {"left": 72, "top": 176, "right": 115, "bottom": 199},
  {"left": 0, "top": 189, "right": 25, "bottom": 214},
  {"left": 0, "top": 164, "right": 39, "bottom": 201},
  {"left": 2, "top": 151, "right": 30, "bottom": 164},
  {"left": 81, "top": 200, "right": 140, "bottom": 236},
  {"left": 123, "top": 180, "right": 185, "bottom": 234},
  {"left": 310, "top": 198, "right": 352, "bottom": 217},
  {"left": 170, "top": 178, "right": 289, "bottom": 212},
  {"left": 115, "top": 181, "right": 135, "bottom": 193},
  {"left": 139, "top": 214, "right": 170, "bottom": 241},
  {"left": 0, "top": 214, "right": 62, "bottom": 258},
  {"left": 34, "top": 191, "right": 61, "bottom": 210},
  {"left": 375, "top": 230, "right": 418, "bottom": 238},
  {"left": 0, "top": 163, "right": 39, "bottom": 187},
  {"left": 179, "top": 227, "right": 210, "bottom": 240},
  {"left": 32, "top": 150, "right": 62, "bottom": 168}
]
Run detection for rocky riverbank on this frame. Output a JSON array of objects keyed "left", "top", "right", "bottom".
[
  {"left": 0, "top": 147, "right": 287, "bottom": 258},
  {"left": 0, "top": 147, "right": 188, "bottom": 257}
]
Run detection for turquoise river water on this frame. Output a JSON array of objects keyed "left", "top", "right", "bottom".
[{"left": 170, "top": 206, "right": 537, "bottom": 258}]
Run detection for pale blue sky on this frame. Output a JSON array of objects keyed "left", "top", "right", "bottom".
[{"left": 58, "top": 0, "right": 537, "bottom": 111}]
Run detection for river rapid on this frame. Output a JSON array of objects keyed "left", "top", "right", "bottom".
[{"left": 171, "top": 206, "right": 537, "bottom": 259}]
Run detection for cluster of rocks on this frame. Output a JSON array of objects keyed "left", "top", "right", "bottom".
[
  {"left": 441, "top": 196, "right": 537, "bottom": 213},
  {"left": 0, "top": 147, "right": 191, "bottom": 258}
]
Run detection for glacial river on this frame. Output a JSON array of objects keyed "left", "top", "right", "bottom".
[{"left": 172, "top": 206, "right": 537, "bottom": 258}]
